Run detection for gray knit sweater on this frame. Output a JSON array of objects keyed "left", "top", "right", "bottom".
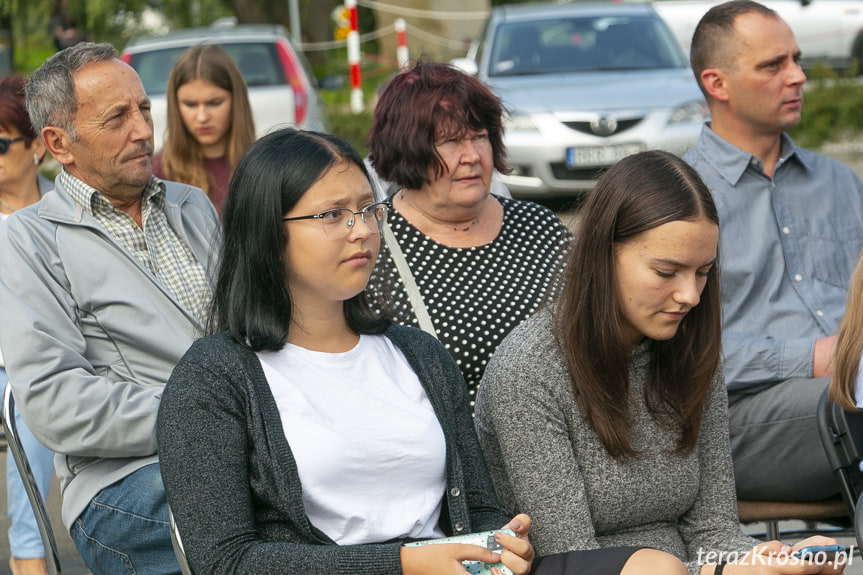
[
  {"left": 157, "top": 325, "right": 509, "bottom": 575},
  {"left": 474, "top": 309, "right": 759, "bottom": 575}
]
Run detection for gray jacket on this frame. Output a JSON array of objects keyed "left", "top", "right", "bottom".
[
  {"left": 0, "top": 172, "right": 54, "bottom": 370},
  {"left": 0, "top": 175, "right": 219, "bottom": 529}
]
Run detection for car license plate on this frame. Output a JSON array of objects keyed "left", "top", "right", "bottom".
[{"left": 566, "top": 144, "right": 645, "bottom": 167}]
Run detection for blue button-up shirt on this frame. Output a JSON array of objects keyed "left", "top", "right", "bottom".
[{"left": 684, "top": 125, "right": 863, "bottom": 392}]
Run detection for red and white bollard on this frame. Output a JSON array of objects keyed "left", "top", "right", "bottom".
[
  {"left": 346, "top": 0, "right": 363, "bottom": 113},
  {"left": 395, "top": 18, "right": 409, "bottom": 69}
]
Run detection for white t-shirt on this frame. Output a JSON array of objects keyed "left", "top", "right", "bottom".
[{"left": 257, "top": 334, "right": 447, "bottom": 544}]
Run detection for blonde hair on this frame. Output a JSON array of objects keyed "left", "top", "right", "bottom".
[
  {"left": 830, "top": 252, "right": 863, "bottom": 410},
  {"left": 159, "top": 44, "right": 255, "bottom": 194}
]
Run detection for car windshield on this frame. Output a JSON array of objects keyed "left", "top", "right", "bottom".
[
  {"left": 488, "top": 14, "right": 688, "bottom": 77},
  {"left": 127, "top": 42, "right": 286, "bottom": 95}
]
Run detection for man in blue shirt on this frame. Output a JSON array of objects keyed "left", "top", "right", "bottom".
[{"left": 684, "top": 0, "right": 863, "bottom": 500}]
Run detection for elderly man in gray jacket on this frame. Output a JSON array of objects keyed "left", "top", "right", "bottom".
[{"left": 0, "top": 43, "right": 219, "bottom": 574}]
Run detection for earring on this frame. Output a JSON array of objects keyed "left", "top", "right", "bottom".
[{"left": 33, "top": 153, "right": 39, "bottom": 166}]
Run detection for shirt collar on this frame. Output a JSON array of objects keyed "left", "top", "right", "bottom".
[
  {"left": 58, "top": 168, "right": 166, "bottom": 216},
  {"left": 697, "top": 123, "right": 809, "bottom": 185}
]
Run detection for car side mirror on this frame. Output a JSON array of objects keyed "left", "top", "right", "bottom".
[{"left": 449, "top": 58, "right": 479, "bottom": 76}]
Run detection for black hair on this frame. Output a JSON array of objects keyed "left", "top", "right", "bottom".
[{"left": 209, "top": 128, "right": 390, "bottom": 350}]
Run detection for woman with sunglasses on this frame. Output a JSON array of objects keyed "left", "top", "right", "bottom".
[
  {"left": 156, "top": 128, "right": 685, "bottom": 575},
  {"left": 0, "top": 73, "right": 54, "bottom": 575}
]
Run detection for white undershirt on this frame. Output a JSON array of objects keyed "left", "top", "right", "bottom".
[{"left": 257, "top": 334, "right": 447, "bottom": 544}]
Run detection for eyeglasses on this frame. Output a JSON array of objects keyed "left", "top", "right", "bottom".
[
  {"left": 0, "top": 137, "right": 24, "bottom": 155},
  {"left": 283, "top": 203, "right": 388, "bottom": 238}
]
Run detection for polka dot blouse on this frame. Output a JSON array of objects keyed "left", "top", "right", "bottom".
[{"left": 367, "top": 195, "right": 572, "bottom": 408}]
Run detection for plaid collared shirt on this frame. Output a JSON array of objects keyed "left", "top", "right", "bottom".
[{"left": 58, "top": 169, "right": 211, "bottom": 320}]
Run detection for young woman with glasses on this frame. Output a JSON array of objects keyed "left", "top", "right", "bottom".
[{"left": 156, "top": 128, "right": 685, "bottom": 575}]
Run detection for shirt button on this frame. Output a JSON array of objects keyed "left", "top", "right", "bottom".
[
  {"left": 454, "top": 522, "right": 465, "bottom": 532},
  {"left": 782, "top": 227, "right": 790, "bottom": 235},
  {"left": 450, "top": 487, "right": 461, "bottom": 497},
  {"left": 794, "top": 274, "right": 803, "bottom": 282},
  {"left": 816, "top": 310, "right": 824, "bottom": 317}
]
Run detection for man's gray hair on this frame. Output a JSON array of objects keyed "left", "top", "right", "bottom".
[{"left": 25, "top": 42, "right": 117, "bottom": 141}]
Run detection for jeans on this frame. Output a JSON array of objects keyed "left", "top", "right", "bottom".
[
  {"left": 2, "top": 365, "right": 56, "bottom": 559},
  {"left": 71, "top": 463, "right": 180, "bottom": 575}
]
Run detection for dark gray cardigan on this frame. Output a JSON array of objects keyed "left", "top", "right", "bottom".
[{"left": 157, "top": 325, "right": 509, "bottom": 575}]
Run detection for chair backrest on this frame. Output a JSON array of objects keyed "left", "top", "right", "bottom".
[
  {"left": 169, "top": 506, "right": 194, "bottom": 575},
  {"left": 817, "top": 388, "right": 863, "bottom": 519},
  {"left": 856, "top": 491, "right": 863, "bottom": 551},
  {"left": 1, "top": 383, "right": 61, "bottom": 575}
]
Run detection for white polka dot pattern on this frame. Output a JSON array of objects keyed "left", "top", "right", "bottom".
[{"left": 367, "top": 196, "right": 572, "bottom": 408}]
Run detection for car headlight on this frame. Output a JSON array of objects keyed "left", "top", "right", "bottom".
[
  {"left": 669, "top": 100, "right": 709, "bottom": 124},
  {"left": 503, "top": 112, "right": 539, "bottom": 132}
]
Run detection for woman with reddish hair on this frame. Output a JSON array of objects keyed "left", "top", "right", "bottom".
[{"left": 366, "top": 60, "right": 571, "bottom": 407}]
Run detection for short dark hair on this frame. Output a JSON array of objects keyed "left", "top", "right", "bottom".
[
  {"left": 555, "top": 150, "right": 721, "bottom": 458},
  {"left": 210, "top": 128, "right": 390, "bottom": 350},
  {"left": 367, "top": 59, "right": 507, "bottom": 191},
  {"left": 690, "top": 0, "right": 778, "bottom": 97},
  {"left": 0, "top": 75, "right": 38, "bottom": 144}
]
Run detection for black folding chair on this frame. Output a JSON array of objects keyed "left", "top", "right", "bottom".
[
  {"left": 169, "top": 506, "right": 194, "bottom": 575},
  {"left": 1, "top": 383, "right": 61, "bottom": 575},
  {"left": 817, "top": 388, "right": 863, "bottom": 519},
  {"left": 737, "top": 388, "right": 863, "bottom": 541}
]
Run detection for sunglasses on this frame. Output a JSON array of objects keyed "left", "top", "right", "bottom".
[{"left": 0, "top": 137, "right": 24, "bottom": 155}]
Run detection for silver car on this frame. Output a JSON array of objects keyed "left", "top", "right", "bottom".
[
  {"left": 459, "top": 2, "right": 707, "bottom": 197},
  {"left": 120, "top": 20, "right": 326, "bottom": 152}
]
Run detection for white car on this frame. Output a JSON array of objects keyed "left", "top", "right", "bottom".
[
  {"left": 120, "top": 20, "right": 326, "bottom": 152},
  {"left": 653, "top": 0, "right": 863, "bottom": 70},
  {"left": 457, "top": 2, "right": 708, "bottom": 198}
]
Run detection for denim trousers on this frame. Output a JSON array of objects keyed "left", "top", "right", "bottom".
[{"left": 71, "top": 462, "right": 181, "bottom": 575}]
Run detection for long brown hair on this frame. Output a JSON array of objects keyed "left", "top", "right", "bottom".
[
  {"left": 555, "top": 150, "right": 722, "bottom": 458},
  {"left": 160, "top": 45, "right": 255, "bottom": 195},
  {"left": 830, "top": 253, "right": 863, "bottom": 410}
]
